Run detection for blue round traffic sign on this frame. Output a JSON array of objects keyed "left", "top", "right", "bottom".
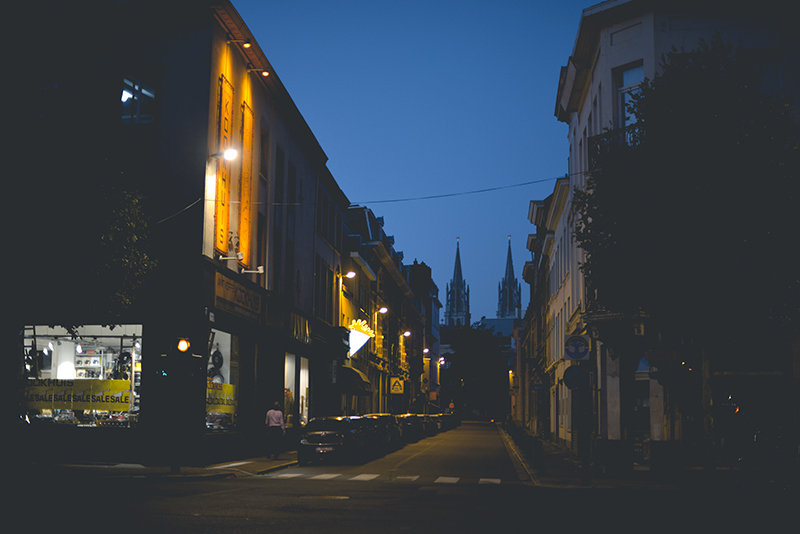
[{"left": 563, "top": 365, "right": 587, "bottom": 390}]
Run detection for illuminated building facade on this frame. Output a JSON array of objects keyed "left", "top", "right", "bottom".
[{"left": 14, "top": 0, "right": 427, "bottom": 461}]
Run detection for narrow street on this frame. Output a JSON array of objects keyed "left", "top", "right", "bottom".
[{"left": 12, "top": 422, "right": 794, "bottom": 533}]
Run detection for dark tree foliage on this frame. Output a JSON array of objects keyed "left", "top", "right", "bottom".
[
  {"left": 10, "top": 2, "right": 157, "bottom": 330},
  {"left": 440, "top": 324, "right": 508, "bottom": 419},
  {"left": 574, "top": 35, "right": 800, "bottom": 338}
]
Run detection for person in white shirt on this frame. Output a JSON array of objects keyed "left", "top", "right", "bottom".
[{"left": 265, "top": 402, "right": 286, "bottom": 460}]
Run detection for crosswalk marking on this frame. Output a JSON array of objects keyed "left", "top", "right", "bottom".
[
  {"left": 349, "top": 474, "right": 380, "bottom": 481},
  {"left": 209, "top": 461, "right": 252, "bottom": 469},
  {"left": 266, "top": 472, "right": 503, "bottom": 485}
]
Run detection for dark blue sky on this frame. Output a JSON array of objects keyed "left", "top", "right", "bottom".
[{"left": 233, "top": 0, "right": 591, "bottom": 320}]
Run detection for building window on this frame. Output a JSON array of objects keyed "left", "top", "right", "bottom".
[
  {"left": 616, "top": 64, "right": 643, "bottom": 128},
  {"left": 121, "top": 77, "right": 155, "bottom": 124},
  {"left": 316, "top": 187, "right": 342, "bottom": 250},
  {"left": 314, "top": 255, "right": 334, "bottom": 324},
  {"left": 21, "top": 325, "right": 143, "bottom": 427},
  {"left": 273, "top": 146, "right": 285, "bottom": 291},
  {"left": 206, "top": 329, "right": 239, "bottom": 431}
]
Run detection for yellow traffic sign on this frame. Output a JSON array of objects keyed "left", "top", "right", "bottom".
[{"left": 390, "top": 377, "right": 404, "bottom": 394}]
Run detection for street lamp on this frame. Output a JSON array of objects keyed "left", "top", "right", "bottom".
[{"left": 209, "top": 148, "right": 238, "bottom": 161}]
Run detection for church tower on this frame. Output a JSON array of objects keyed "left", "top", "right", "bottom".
[
  {"left": 444, "top": 238, "right": 470, "bottom": 327},
  {"left": 497, "top": 235, "right": 521, "bottom": 318}
]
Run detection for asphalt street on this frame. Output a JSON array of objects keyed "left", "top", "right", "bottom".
[{"left": 9, "top": 422, "right": 795, "bottom": 533}]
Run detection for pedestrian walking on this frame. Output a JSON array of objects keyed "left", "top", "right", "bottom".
[{"left": 265, "top": 401, "right": 285, "bottom": 460}]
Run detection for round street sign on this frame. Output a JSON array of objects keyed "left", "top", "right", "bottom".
[
  {"left": 563, "top": 365, "right": 587, "bottom": 390},
  {"left": 564, "top": 335, "right": 590, "bottom": 360}
]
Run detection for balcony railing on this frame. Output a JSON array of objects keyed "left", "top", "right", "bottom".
[{"left": 588, "top": 124, "right": 642, "bottom": 171}]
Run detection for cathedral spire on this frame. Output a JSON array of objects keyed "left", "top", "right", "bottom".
[
  {"left": 504, "top": 235, "right": 515, "bottom": 281},
  {"left": 452, "top": 237, "right": 463, "bottom": 282},
  {"left": 444, "top": 238, "right": 470, "bottom": 327},
  {"left": 497, "top": 235, "right": 521, "bottom": 319}
]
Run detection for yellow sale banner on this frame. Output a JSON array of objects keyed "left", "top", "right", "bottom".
[
  {"left": 24, "top": 379, "right": 131, "bottom": 411},
  {"left": 206, "top": 382, "right": 237, "bottom": 414}
]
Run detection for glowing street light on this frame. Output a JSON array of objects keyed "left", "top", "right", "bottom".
[{"left": 209, "top": 148, "right": 238, "bottom": 161}]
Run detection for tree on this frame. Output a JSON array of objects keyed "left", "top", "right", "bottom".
[
  {"left": 440, "top": 324, "right": 508, "bottom": 419},
  {"left": 10, "top": 1, "right": 158, "bottom": 330},
  {"left": 574, "top": 35, "right": 800, "bottom": 339}
]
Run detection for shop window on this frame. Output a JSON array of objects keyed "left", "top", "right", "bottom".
[
  {"left": 206, "top": 329, "right": 240, "bottom": 431},
  {"left": 284, "top": 353, "right": 296, "bottom": 427},
  {"left": 21, "top": 325, "right": 143, "bottom": 427},
  {"left": 284, "top": 353, "right": 309, "bottom": 428},
  {"left": 121, "top": 77, "right": 155, "bottom": 124},
  {"left": 300, "top": 357, "right": 309, "bottom": 425}
]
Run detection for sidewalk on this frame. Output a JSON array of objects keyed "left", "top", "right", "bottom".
[
  {"left": 21, "top": 451, "right": 299, "bottom": 480},
  {"left": 498, "top": 425, "right": 798, "bottom": 492}
]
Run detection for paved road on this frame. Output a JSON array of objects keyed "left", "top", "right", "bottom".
[{"left": 11, "top": 422, "right": 794, "bottom": 533}]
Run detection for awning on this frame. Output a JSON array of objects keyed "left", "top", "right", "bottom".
[{"left": 338, "top": 365, "right": 373, "bottom": 396}]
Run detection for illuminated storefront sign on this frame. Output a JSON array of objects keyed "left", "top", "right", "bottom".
[
  {"left": 238, "top": 101, "right": 254, "bottom": 266},
  {"left": 348, "top": 319, "right": 375, "bottom": 357},
  {"left": 214, "top": 75, "right": 234, "bottom": 255},
  {"left": 215, "top": 272, "right": 261, "bottom": 321}
]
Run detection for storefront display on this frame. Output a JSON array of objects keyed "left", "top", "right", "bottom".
[
  {"left": 21, "top": 325, "right": 143, "bottom": 427},
  {"left": 284, "top": 353, "right": 310, "bottom": 427},
  {"left": 205, "top": 328, "right": 238, "bottom": 430}
]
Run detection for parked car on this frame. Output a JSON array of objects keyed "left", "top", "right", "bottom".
[
  {"left": 363, "top": 413, "right": 403, "bottom": 451},
  {"left": 297, "top": 416, "right": 370, "bottom": 465},
  {"left": 429, "top": 413, "right": 443, "bottom": 432},
  {"left": 396, "top": 413, "right": 423, "bottom": 442},
  {"left": 416, "top": 414, "right": 438, "bottom": 436},
  {"left": 440, "top": 412, "right": 460, "bottom": 430}
]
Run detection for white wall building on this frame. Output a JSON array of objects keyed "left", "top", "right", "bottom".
[{"left": 522, "top": 0, "right": 795, "bottom": 464}]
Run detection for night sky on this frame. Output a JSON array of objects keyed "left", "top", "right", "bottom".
[{"left": 233, "top": 0, "right": 591, "bottom": 320}]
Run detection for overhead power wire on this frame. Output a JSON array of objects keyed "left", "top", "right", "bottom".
[
  {"left": 153, "top": 174, "right": 571, "bottom": 224},
  {"left": 154, "top": 197, "right": 202, "bottom": 225},
  {"left": 353, "top": 176, "right": 563, "bottom": 205}
]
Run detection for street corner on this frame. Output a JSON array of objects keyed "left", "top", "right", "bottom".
[{"left": 205, "top": 454, "right": 298, "bottom": 478}]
